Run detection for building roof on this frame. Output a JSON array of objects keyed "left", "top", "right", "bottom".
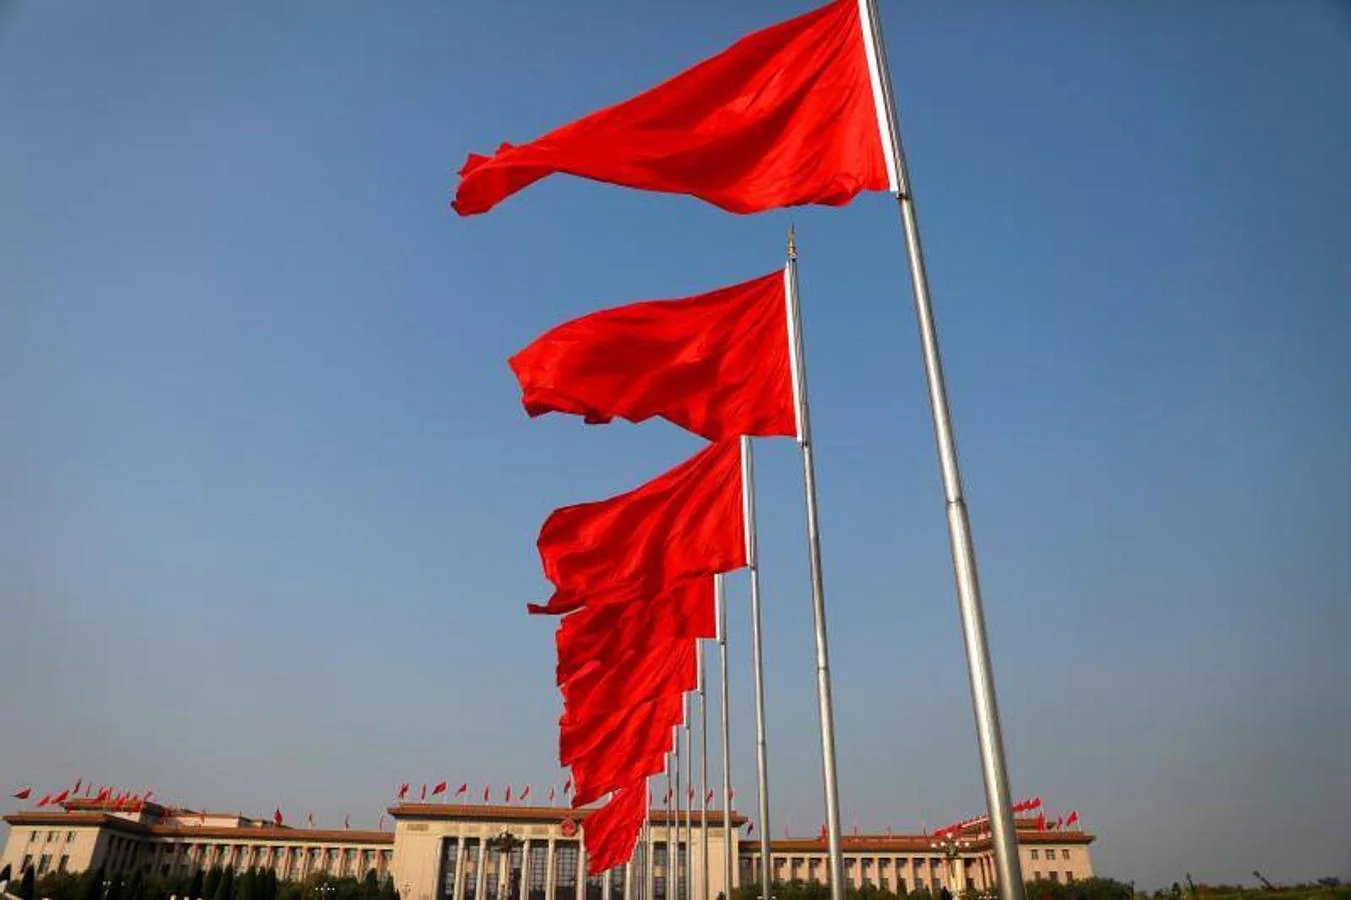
[
  {"left": 388, "top": 803, "right": 748, "bottom": 828},
  {"left": 744, "top": 829, "right": 1096, "bottom": 855},
  {"left": 3, "top": 810, "right": 392, "bottom": 845}
]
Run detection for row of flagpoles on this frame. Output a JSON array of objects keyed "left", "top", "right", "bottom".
[
  {"left": 392, "top": 781, "right": 574, "bottom": 805},
  {"left": 450, "top": 0, "right": 1032, "bottom": 899}
]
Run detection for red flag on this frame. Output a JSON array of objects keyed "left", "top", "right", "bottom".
[
  {"left": 510, "top": 271, "right": 794, "bottom": 443},
  {"left": 452, "top": 0, "right": 895, "bottom": 216},
  {"left": 569, "top": 696, "right": 682, "bottom": 807},
  {"left": 549, "top": 786, "right": 557, "bottom": 803},
  {"left": 505, "top": 786, "right": 513, "bottom": 804},
  {"left": 747, "top": 820, "right": 755, "bottom": 835},
  {"left": 72, "top": 779, "right": 82, "bottom": 796},
  {"left": 455, "top": 783, "right": 468, "bottom": 798},
  {"left": 143, "top": 791, "right": 153, "bottom": 803},
  {"left": 562, "top": 640, "right": 697, "bottom": 718},
  {"left": 520, "top": 786, "right": 531, "bottom": 802},
  {"left": 345, "top": 814, "right": 351, "bottom": 829},
  {"left": 483, "top": 785, "right": 491, "bottom": 803},
  {"left": 85, "top": 784, "right": 92, "bottom": 798},
  {"left": 398, "top": 783, "right": 409, "bottom": 800},
  {"left": 307, "top": 812, "right": 315, "bottom": 827},
  {"left": 530, "top": 440, "right": 746, "bottom": 615},
  {"left": 51, "top": 790, "right": 69, "bottom": 806},
  {"left": 96, "top": 787, "right": 110, "bottom": 802},
  {"left": 706, "top": 789, "right": 714, "bottom": 804},
  {"left": 556, "top": 576, "right": 715, "bottom": 684},
  {"left": 11, "top": 788, "right": 31, "bottom": 800},
  {"left": 1054, "top": 816, "right": 1064, "bottom": 830},
  {"left": 563, "top": 778, "right": 573, "bottom": 795},
  {"left": 432, "top": 781, "right": 448, "bottom": 796},
  {"left": 1065, "top": 810, "right": 1079, "bottom": 828},
  {"left": 420, "top": 784, "right": 427, "bottom": 801},
  {"left": 687, "top": 787, "right": 694, "bottom": 802},
  {"left": 1036, "top": 812, "right": 1047, "bottom": 831},
  {"left": 663, "top": 789, "right": 673, "bottom": 804},
  {"left": 582, "top": 780, "right": 647, "bottom": 875},
  {"left": 274, "top": 809, "right": 284, "bottom": 826}
]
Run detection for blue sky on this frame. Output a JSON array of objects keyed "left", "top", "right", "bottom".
[{"left": 2, "top": 0, "right": 1349, "bottom": 889}]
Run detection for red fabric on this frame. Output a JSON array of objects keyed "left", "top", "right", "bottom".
[
  {"left": 483, "top": 785, "right": 490, "bottom": 803},
  {"left": 564, "top": 778, "right": 573, "bottom": 794},
  {"left": 455, "top": 783, "right": 468, "bottom": 797},
  {"left": 1065, "top": 810, "right": 1079, "bottom": 828},
  {"left": 36, "top": 793, "right": 50, "bottom": 807},
  {"left": 510, "top": 271, "right": 793, "bottom": 442},
  {"left": 72, "top": 779, "right": 82, "bottom": 796},
  {"left": 51, "top": 790, "right": 69, "bottom": 805},
  {"left": 274, "top": 809, "right": 283, "bottom": 826},
  {"left": 583, "top": 780, "right": 647, "bottom": 874},
  {"left": 11, "top": 788, "right": 31, "bottom": 800},
  {"left": 420, "top": 784, "right": 427, "bottom": 800},
  {"left": 398, "top": 783, "right": 409, "bottom": 799},
  {"left": 432, "top": 781, "right": 447, "bottom": 796},
  {"left": 531, "top": 440, "right": 745, "bottom": 615},
  {"left": 567, "top": 694, "right": 681, "bottom": 806},
  {"left": 562, "top": 641, "right": 696, "bottom": 717},
  {"left": 520, "top": 786, "right": 531, "bottom": 801},
  {"left": 452, "top": 0, "right": 887, "bottom": 216},
  {"left": 555, "top": 576, "right": 714, "bottom": 684},
  {"left": 506, "top": 786, "right": 513, "bottom": 803}
]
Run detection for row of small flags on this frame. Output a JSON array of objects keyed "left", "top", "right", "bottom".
[
  {"left": 395, "top": 778, "right": 579, "bottom": 805},
  {"left": 929, "top": 797, "right": 1082, "bottom": 838},
  {"left": 10, "top": 781, "right": 155, "bottom": 811}
]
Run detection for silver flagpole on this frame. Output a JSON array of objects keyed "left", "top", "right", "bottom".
[
  {"left": 647, "top": 777, "right": 656, "bottom": 900},
  {"left": 666, "top": 754, "right": 675, "bottom": 900},
  {"left": 715, "top": 573, "right": 733, "bottom": 900},
  {"left": 673, "top": 728, "right": 682, "bottom": 900},
  {"left": 698, "top": 642, "right": 710, "bottom": 900},
  {"left": 684, "top": 702, "right": 693, "bottom": 900},
  {"left": 740, "top": 435, "right": 773, "bottom": 900},
  {"left": 858, "top": 4, "right": 1026, "bottom": 900},
  {"left": 783, "top": 229, "right": 846, "bottom": 900}
]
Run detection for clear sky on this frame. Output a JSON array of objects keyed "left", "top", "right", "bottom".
[{"left": 2, "top": 0, "right": 1349, "bottom": 890}]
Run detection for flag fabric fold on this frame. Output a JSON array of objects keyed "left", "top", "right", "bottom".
[
  {"left": 582, "top": 780, "right": 648, "bottom": 875},
  {"left": 562, "top": 640, "right": 697, "bottom": 717},
  {"left": 531, "top": 440, "right": 745, "bottom": 615},
  {"left": 452, "top": 0, "right": 894, "bottom": 216},
  {"left": 510, "top": 271, "right": 794, "bottom": 442}
]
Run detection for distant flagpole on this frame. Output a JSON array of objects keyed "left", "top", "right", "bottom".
[
  {"left": 667, "top": 747, "right": 676, "bottom": 900},
  {"left": 741, "top": 435, "right": 773, "bottom": 900},
  {"left": 698, "top": 640, "right": 710, "bottom": 900},
  {"left": 683, "top": 699, "right": 693, "bottom": 900},
  {"left": 784, "top": 228, "right": 847, "bottom": 900},
  {"left": 646, "top": 776, "right": 656, "bottom": 900},
  {"left": 857, "top": 3, "right": 1026, "bottom": 900},
  {"left": 716, "top": 573, "right": 733, "bottom": 900}
]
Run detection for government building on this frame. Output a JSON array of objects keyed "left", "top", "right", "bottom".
[{"left": 3, "top": 798, "right": 1095, "bottom": 900}]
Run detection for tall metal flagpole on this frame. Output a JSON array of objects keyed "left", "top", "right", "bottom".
[
  {"left": 859, "top": 4, "right": 1026, "bottom": 899},
  {"left": 740, "top": 436, "right": 773, "bottom": 900},
  {"left": 698, "top": 643, "right": 710, "bottom": 900},
  {"left": 647, "top": 777, "right": 656, "bottom": 900},
  {"left": 715, "top": 574, "right": 733, "bottom": 900},
  {"left": 684, "top": 706, "right": 693, "bottom": 900},
  {"left": 674, "top": 727, "right": 683, "bottom": 900},
  {"left": 666, "top": 754, "right": 675, "bottom": 900},
  {"left": 784, "top": 229, "right": 847, "bottom": 900}
]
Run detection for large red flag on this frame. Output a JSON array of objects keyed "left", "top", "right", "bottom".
[
  {"left": 567, "top": 695, "right": 681, "bottom": 806},
  {"left": 11, "top": 788, "right": 32, "bottom": 800},
  {"left": 510, "top": 271, "right": 794, "bottom": 442},
  {"left": 583, "top": 780, "right": 648, "bottom": 875},
  {"left": 531, "top": 440, "right": 745, "bottom": 615},
  {"left": 555, "top": 576, "right": 715, "bottom": 684},
  {"left": 562, "top": 641, "right": 696, "bottom": 717},
  {"left": 452, "top": 0, "right": 895, "bottom": 216}
]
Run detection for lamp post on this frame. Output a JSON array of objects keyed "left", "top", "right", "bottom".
[
  {"left": 487, "top": 832, "right": 524, "bottom": 900},
  {"left": 316, "top": 883, "right": 336, "bottom": 900},
  {"left": 929, "top": 835, "right": 972, "bottom": 898}
]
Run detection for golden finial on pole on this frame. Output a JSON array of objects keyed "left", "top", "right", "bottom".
[{"left": 787, "top": 223, "right": 797, "bottom": 260}]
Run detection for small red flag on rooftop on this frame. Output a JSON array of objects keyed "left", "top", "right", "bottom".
[
  {"left": 11, "top": 788, "right": 31, "bottom": 800},
  {"left": 274, "top": 809, "right": 283, "bottom": 826}
]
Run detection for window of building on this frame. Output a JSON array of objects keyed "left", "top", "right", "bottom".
[
  {"left": 66, "top": 832, "right": 76, "bottom": 843},
  {"left": 1049, "top": 872, "right": 1060, "bottom": 883},
  {"left": 1030, "top": 850, "right": 1039, "bottom": 860},
  {"left": 21, "top": 855, "right": 32, "bottom": 873},
  {"left": 59, "top": 856, "right": 70, "bottom": 873},
  {"left": 555, "top": 842, "right": 580, "bottom": 900},
  {"left": 527, "top": 842, "right": 548, "bottom": 900},
  {"left": 483, "top": 845, "right": 502, "bottom": 900},
  {"left": 462, "top": 839, "right": 481, "bottom": 900},
  {"left": 1062, "top": 850, "right": 1071, "bottom": 860},
  {"left": 585, "top": 869, "right": 604, "bottom": 900},
  {"left": 38, "top": 855, "right": 51, "bottom": 875},
  {"left": 48, "top": 831, "right": 57, "bottom": 843},
  {"left": 438, "top": 838, "right": 459, "bottom": 900},
  {"left": 1066, "top": 872, "right": 1075, "bottom": 883},
  {"left": 608, "top": 865, "right": 624, "bottom": 900}
]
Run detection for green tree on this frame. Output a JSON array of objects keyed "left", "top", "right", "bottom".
[
  {"left": 18, "top": 868, "right": 36, "bottom": 900},
  {"left": 79, "top": 867, "right": 107, "bottom": 900},
  {"left": 188, "top": 871, "right": 205, "bottom": 900},
  {"left": 107, "top": 877, "right": 124, "bottom": 900},
  {"left": 359, "top": 872, "right": 378, "bottom": 900},
  {"left": 35, "top": 871, "right": 83, "bottom": 900},
  {"left": 216, "top": 869, "right": 235, "bottom": 900},
  {"left": 204, "top": 869, "right": 222, "bottom": 900},
  {"left": 127, "top": 870, "right": 145, "bottom": 900},
  {"left": 377, "top": 876, "right": 397, "bottom": 900}
]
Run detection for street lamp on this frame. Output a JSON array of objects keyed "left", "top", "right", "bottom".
[
  {"left": 486, "top": 832, "right": 524, "bottom": 900},
  {"left": 929, "top": 835, "right": 972, "bottom": 897},
  {"left": 316, "top": 883, "right": 336, "bottom": 900}
]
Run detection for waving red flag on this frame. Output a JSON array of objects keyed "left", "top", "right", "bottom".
[
  {"left": 453, "top": 0, "right": 895, "bottom": 216},
  {"left": 562, "top": 640, "right": 697, "bottom": 717},
  {"left": 1065, "top": 810, "right": 1080, "bottom": 828},
  {"left": 556, "top": 577, "right": 715, "bottom": 684},
  {"left": 531, "top": 440, "right": 745, "bottom": 615},
  {"left": 432, "top": 781, "right": 447, "bottom": 797},
  {"left": 510, "top": 271, "right": 794, "bottom": 442},
  {"left": 274, "top": 809, "right": 284, "bottom": 826},
  {"left": 583, "top": 780, "right": 648, "bottom": 875},
  {"left": 50, "top": 790, "right": 69, "bottom": 806},
  {"left": 12, "top": 788, "right": 32, "bottom": 800},
  {"left": 483, "top": 785, "right": 491, "bottom": 803},
  {"left": 455, "top": 783, "right": 468, "bottom": 798},
  {"left": 520, "top": 786, "right": 531, "bottom": 802},
  {"left": 567, "top": 694, "right": 681, "bottom": 806}
]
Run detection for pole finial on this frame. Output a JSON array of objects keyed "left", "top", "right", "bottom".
[{"left": 787, "top": 224, "right": 797, "bottom": 260}]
